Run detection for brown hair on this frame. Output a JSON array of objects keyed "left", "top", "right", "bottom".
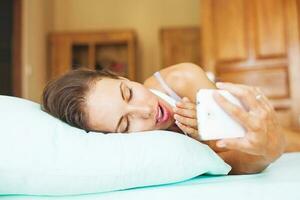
[{"left": 42, "top": 68, "right": 119, "bottom": 131}]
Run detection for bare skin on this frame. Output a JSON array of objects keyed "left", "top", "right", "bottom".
[
  {"left": 85, "top": 62, "right": 300, "bottom": 174},
  {"left": 143, "top": 63, "right": 300, "bottom": 174}
]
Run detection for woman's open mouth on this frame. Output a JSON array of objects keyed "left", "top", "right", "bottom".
[{"left": 156, "top": 103, "right": 170, "bottom": 125}]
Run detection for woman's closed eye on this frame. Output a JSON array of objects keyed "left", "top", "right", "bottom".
[
  {"left": 122, "top": 85, "right": 132, "bottom": 132},
  {"left": 125, "top": 117, "right": 130, "bottom": 133},
  {"left": 126, "top": 86, "right": 133, "bottom": 101}
]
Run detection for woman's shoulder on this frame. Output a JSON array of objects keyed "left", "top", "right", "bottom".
[{"left": 143, "top": 63, "right": 210, "bottom": 99}]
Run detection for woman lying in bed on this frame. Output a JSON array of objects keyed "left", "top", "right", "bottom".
[{"left": 42, "top": 63, "right": 300, "bottom": 174}]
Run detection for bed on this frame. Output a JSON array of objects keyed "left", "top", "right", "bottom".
[{"left": 1, "top": 152, "right": 300, "bottom": 200}]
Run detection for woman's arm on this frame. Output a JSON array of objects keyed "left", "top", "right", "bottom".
[
  {"left": 145, "top": 63, "right": 287, "bottom": 174},
  {"left": 143, "top": 63, "right": 216, "bottom": 101},
  {"left": 212, "top": 83, "right": 285, "bottom": 174}
]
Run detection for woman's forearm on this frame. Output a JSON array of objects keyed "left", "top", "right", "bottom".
[{"left": 218, "top": 150, "right": 270, "bottom": 175}]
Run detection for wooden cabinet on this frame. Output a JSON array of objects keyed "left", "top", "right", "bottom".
[
  {"left": 201, "top": 0, "right": 300, "bottom": 129},
  {"left": 160, "top": 27, "right": 201, "bottom": 66},
  {"left": 48, "top": 30, "right": 136, "bottom": 81}
]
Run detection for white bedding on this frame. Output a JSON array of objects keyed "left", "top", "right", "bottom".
[{"left": 1, "top": 152, "right": 300, "bottom": 200}]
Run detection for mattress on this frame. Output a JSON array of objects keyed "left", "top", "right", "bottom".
[{"left": 1, "top": 152, "right": 300, "bottom": 200}]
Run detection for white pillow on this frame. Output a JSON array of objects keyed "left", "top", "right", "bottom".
[{"left": 0, "top": 95, "right": 231, "bottom": 195}]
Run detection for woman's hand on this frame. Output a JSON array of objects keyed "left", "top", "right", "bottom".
[
  {"left": 213, "top": 82, "right": 285, "bottom": 163},
  {"left": 173, "top": 97, "right": 199, "bottom": 140}
]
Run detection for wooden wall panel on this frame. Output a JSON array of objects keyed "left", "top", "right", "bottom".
[
  {"left": 255, "top": 0, "right": 286, "bottom": 57},
  {"left": 287, "top": 0, "right": 300, "bottom": 128},
  {"left": 201, "top": 0, "right": 300, "bottom": 129},
  {"left": 213, "top": 0, "right": 247, "bottom": 61},
  {"left": 49, "top": 35, "right": 72, "bottom": 79},
  {"left": 160, "top": 27, "right": 201, "bottom": 66},
  {"left": 219, "top": 67, "right": 289, "bottom": 98}
]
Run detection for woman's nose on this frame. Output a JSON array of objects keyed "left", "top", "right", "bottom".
[{"left": 128, "top": 105, "right": 154, "bottom": 118}]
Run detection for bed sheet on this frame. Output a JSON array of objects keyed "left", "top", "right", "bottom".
[{"left": 1, "top": 153, "right": 300, "bottom": 200}]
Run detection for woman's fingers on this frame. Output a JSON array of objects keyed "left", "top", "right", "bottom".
[
  {"left": 176, "top": 100, "right": 196, "bottom": 111},
  {"left": 216, "top": 82, "right": 260, "bottom": 111},
  {"left": 212, "top": 82, "right": 285, "bottom": 163},
  {"left": 217, "top": 138, "right": 245, "bottom": 150},
  {"left": 175, "top": 121, "right": 199, "bottom": 140},
  {"left": 217, "top": 82, "right": 273, "bottom": 120},
  {"left": 213, "top": 91, "right": 261, "bottom": 131},
  {"left": 173, "top": 97, "right": 199, "bottom": 140},
  {"left": 216, "top": 138, "right": 263, "bottom": 156},
  {"left": 174, "top": 113, "right": 197, "bottom": 128},
  {"left": 173, "top": 106, "right": 196, "bottom": 118},
  {"left": 254, "top": 87, "right": 274, "bottom": 113},
  {"left": 173, "top": 97, "right": 197, "bottom": 127}
]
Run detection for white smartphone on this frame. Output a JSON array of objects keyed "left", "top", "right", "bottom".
[{"left": 196, "top": 89, "right": 246, "bottom": 141}]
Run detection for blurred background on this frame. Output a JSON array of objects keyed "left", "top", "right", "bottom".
[{"left": 1, "top": 0, "right": 300, "bottom": 129}]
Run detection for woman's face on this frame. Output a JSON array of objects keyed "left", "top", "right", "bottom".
[{"left": 85, "top": 78, "right": 175, "bottom": 133}]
